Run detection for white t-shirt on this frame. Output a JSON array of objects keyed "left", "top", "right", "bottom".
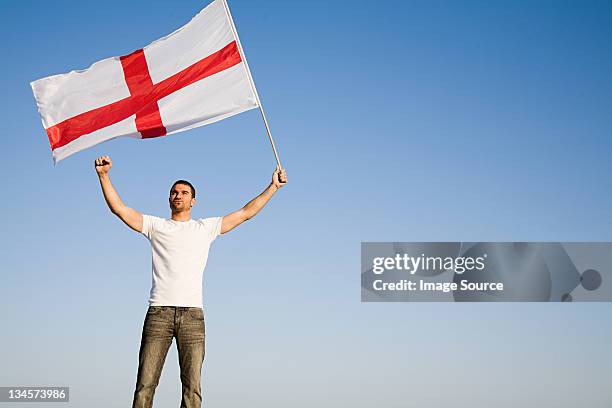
[{"left": 141, "top": 215, "right": 223, "bottom": 307}]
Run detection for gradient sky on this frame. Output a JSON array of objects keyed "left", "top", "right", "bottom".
[{"left": 1, "top": 0, "right": 611, "bottom": 407}]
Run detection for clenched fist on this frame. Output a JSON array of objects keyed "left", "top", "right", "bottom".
[
  {"left": 272, "top": 167, "right": 287, "bottom": 189},
  {"left": 94, "top": 155, "right": 112, "bottom": 175}
]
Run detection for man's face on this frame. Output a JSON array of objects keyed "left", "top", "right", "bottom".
[{"left": 169, "top": 184, "right": 196, "bottom": 212}]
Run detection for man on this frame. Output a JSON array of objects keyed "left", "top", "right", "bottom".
[{"left": 93, "top": 155, "right": 287, "bottom": 408}]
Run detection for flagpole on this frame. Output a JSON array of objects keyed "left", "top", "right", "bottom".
[{"left": 221, "top": 0, "right": 282, "bottom": 169}]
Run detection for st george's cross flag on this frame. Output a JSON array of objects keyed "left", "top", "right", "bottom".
[{"left": 30, "top": 0, "right": 260, "bottom": 163}]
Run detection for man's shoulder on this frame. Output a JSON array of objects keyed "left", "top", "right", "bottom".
[
  {"left": 141, "top": 214, "right": 167, "bottom": 238},
  {"left": 196, "top": 216, "right": 222, "bottom": 222},
  {"left": 195, "top": 217, "right": 223, "bottom": 239},
  {"left": 143, "top": 214, "right": 169, "bottom": 225},
  {"left": 143, "top": 214, "right": 166, "bottom": 220},
  {"left": 195, "top": 216, "right": 222, "bottom": 227}
]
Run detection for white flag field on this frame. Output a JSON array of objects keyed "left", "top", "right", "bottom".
[{"left": 31, "top": 0, "right": 266, "bottom": 163}]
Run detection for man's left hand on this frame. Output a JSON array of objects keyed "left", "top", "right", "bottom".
[{"left": 272, "top": 167, "right": 288, "bottom": 190}]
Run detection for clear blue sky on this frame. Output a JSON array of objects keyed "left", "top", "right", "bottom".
[{"left": 1, "top": 0, "right": 611, "bottom": 407}]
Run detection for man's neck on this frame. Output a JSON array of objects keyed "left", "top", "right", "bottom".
[{"left": 171, "top": 211, "right": 191, "bottom": 222}]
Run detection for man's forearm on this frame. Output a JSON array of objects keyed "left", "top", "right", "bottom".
[
  {"left": 98, "top": 173, "right": 127, "bottom": 214},
  {"left": 242, "top": 183, "right": 278, "bottom": 220}
]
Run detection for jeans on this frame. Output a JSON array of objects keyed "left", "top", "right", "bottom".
[{"left": 132, "top": 306, "right": 206, "bottom": 408}]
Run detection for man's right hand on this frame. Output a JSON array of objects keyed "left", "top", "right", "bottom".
[{"left": 95, "top": 155, "right": 112, "bottom": 175}]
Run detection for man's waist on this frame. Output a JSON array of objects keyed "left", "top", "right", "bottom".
[{"left": 148, "top": 305, "right": 203, "bottom": 310}]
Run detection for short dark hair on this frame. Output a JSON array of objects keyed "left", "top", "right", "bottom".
[{"left": 170, "top": 180, "right": 196, "bottom": 198}]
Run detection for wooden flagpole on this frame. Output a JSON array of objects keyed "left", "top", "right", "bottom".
[{"left": 221, "top": 0, "right": 282, "bottom": 169}]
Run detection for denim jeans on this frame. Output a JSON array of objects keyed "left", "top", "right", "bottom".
[{"left": 132, "top": 306, "right": 206, "bottom": 408}]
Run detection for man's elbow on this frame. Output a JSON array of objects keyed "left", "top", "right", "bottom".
[
  {"left": 243, "top": 208, "right": 257, "bottom": 221},
  {"left": 110, "top": 204, "right": 128, "bottom": 217}
]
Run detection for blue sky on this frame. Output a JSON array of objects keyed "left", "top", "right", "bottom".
[{"left": 1, "top": 0, "right": 611, "bottom": 407}]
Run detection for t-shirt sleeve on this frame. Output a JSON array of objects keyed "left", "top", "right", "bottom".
[
  {"left": 141, "top": 214, "right": 161, "bottom": 240},
  {"left": 199, "top": 217, "right": 223, "bottom": 242}
]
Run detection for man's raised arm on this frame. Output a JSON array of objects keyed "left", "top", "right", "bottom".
[
  {"left": 221, "top": 167, "right": 287, "bottom": 234},
  {"left": 95, "top": 155, "right": 144, "bottom": 233}
]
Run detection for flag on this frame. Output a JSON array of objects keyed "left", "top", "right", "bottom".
[{"left": 30, "top": 0, "right": 259, "bottom": 163}]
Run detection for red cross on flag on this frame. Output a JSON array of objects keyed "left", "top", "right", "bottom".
[{"left": 31, "top": 0, "right": 262, "bottom": 163}]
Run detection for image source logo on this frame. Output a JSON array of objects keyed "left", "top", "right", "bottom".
[{"left": 361, "top": 242, "right": 612, "bottom": 302}]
